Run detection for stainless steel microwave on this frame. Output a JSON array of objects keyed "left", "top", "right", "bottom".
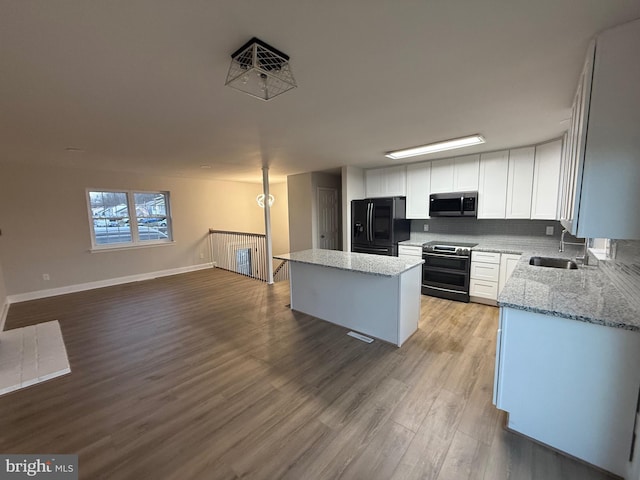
[{"left": 429, "top": 192, "right": 478, "bottom": 217}]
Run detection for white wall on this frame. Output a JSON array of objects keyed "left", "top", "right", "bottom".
[
  {"left": 341, "top": 166, "right": 365, "bottom": 252},
  {"left": 287, "top": 173, "right": 314, "bottom": 252},
  {"left": 287, "top": 171, "right": 342, "bottom": 252},
  {"left": 311, "top": 172, "right": 342, "bottom": 250},
  {"left": 0, "top": 163, "right": 289, "bottom": 297}
]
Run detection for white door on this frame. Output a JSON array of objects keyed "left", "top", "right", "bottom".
[{"left": 317, "top": 187, "right": 339, "bottom": 250}]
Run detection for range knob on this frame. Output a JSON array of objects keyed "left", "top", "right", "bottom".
[{"left": 457, "top": 248, "right": 469, "bottom": 256}]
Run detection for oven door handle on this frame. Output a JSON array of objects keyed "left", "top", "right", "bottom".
[
  {"left": 423, "top": 285, "right": 466, "bottom": 294},
  {"left": 423, "top": 252, "right": 470, "bottom": 259}
]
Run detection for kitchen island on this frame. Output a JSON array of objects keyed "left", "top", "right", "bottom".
[{"left": 274, "top": 249, "right": 423, "bottom": 347}]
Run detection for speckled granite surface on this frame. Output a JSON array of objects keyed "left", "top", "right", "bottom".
[
  {"left": 499, "top": 257, "right": 640, "bottom": 331},
  {"left": 275, "top": 249, "right": 424, "bottom": 277},
  {"left": 401, "top": 235, "right": 639, "bottom": 331}
]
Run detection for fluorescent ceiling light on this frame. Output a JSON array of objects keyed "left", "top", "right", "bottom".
[{"left": 385, "top": 134, "right": 486, "bottom": 159}]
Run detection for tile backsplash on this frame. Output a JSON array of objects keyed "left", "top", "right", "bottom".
[
  {"left": 600, "top": 240, "right": 640, "bottom": 310},
  {"left": 411, "top": 218, "right": 563, "bottom": 238}
]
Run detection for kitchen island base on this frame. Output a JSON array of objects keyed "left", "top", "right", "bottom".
[{"left": 288, "top": 261, "right": 421, "bottom": 347}]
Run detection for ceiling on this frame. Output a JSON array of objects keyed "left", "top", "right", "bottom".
[{"left": 1, "top": 1, "right": 639, "bottom": 184}]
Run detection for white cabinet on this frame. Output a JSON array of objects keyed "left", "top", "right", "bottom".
[
  {"left": 498, "top": 254, "right": 521, "bottom": 295},
  {"left": 430, "top": 158, "right": 454, "bottom": 193},
  {"left": 505, "top": 147, "right": 534, "bottom": 219},
  {"left": 405, "top": 162, "right": 431, "bottom": 219},
  {"left": 478, "top": 151, "right": 509, "bottom": 219},
  {"left": 531, "top": 139, "right": 562, "bottom": 220},
  {"left": 470, "top": 251, "right": 501, "bottom": 304},
  {"left": 453, "top": 155, "right": 480, "bottom": 191},
  {"left": 560, "top": 19, "right": 640, "bottom": 239},
  {"left": 494, "top": 307, "right": 640, "bottom": 477},
  {"left": 365, "top": 166, "right": 406, "bottom": 198},
  {"left": 430, "top": 156, "right": 479, "bottom": 193},
  {"left": 398, "top": 245, "right": 422, "bottom": 260}
]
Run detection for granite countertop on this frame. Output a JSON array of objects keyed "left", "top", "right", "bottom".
[
  {"left": 401, "top": 235, "right": 640, "bottom": 332},
  {"left": 499, "top": 255, "right": 640, "bottom": 332},
  {"left": 275, "top": 249, "right": 424, "bottom": 277}
]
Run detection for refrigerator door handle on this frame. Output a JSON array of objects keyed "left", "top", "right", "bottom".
[
  {"left": 367, "top": 203, "right": 372, "bottom": 242},
  {"left": 369, "top": 203, "right": 374, "bottom": 242},
  {"left": 365, "top": 203, "right": 369, "bottom": 242}
]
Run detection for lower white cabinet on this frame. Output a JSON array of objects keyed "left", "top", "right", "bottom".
[
  {"left": 398, "top": 245, "right": 422, "bottom": 260},
  {"left": 494, "top": 307, "right": 640, "bottom": 477},
  {"left": 471, "top": 251, "right": 521, "bottom": 303},
  {"left": 470, "top": 251, "right": 501, "bottom": 303},
  {"left": 498, "top": 254, "right": 521, "bottom": 295}
]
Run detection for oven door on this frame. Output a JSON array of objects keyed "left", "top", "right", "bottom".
[
  {"left": 421, "top": 252, "right": 471, "bottom": 301},
  {"left": 422, "top": 252, "right": 469, "bottom": 272}
]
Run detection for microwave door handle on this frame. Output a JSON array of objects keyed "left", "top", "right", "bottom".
[{"left": 460, "top": 196, "right": 464, "bottom": 215}]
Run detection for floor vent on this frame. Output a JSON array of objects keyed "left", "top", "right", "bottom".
[{"left": 347, "top": 331, "right": 374, "bottom": 343}]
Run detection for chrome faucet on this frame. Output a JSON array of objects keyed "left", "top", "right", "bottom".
[{"left": 560, "top": 229, "right": 590, "bottom": 265}]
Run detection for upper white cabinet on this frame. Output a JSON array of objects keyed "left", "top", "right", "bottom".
[
  {"left": 453, "top": 155, "right": 480, "bottom": 191},
  {"left": 365, "top": 166, "right": 406, "bottom": 198},
  {"left": 478, "top": 151, "right": 509, "bottom": 218},
  {"left": 406, "top": 162, "right": 431, "bottom": 219},
  {"left": 430, "top": 156, "right": 479, "bottom": 193},
  {"left": 560, "top": 19, "right": 640, "bottom": 239},
  {"left": 430, "top": 158, "right": 455, "bottom": 193},
  {"left": 506, "top": 147, "right": 535, "bottom": 219},
  {"left": 531, "top": 139, "right": 562, "bottom": 220}
]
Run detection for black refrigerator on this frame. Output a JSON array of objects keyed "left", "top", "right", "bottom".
[{"left": 351, "top": 197, "right": 410, "bottom": 256}]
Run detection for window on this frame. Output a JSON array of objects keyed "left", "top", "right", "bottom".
[{"left": 87, "top": 190, "right": 172, "bottom": 248}]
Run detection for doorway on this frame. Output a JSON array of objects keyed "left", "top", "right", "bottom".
[{"left": 317, "top": 187, "right": 340, "bottom": 250}]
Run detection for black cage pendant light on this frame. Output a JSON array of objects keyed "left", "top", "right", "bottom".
[{"left": 225, "top": 37, "right": 297, "bottom": 101}]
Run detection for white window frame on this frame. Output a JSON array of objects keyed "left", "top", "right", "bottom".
[{"left": 86, "top": 188, "right": 173, "bottom": 250}]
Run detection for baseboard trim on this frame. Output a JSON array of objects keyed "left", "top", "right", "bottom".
[
  {"left": 7, "top": 263, "right": 214, "bottom": 304},
  {"left": 0, "top": 300, "right": 9, "bottom": 331},
  {"left": 469, "top": 296, "right": 498, "bottom": 307}
]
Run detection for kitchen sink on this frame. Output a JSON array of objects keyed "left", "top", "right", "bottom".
[{"left": 529, "top": 256, "right": 578, "bottom": 269}]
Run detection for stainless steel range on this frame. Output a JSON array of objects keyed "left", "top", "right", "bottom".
[{"left": 421, "top": 240, "right": 478, "bottom": 302}]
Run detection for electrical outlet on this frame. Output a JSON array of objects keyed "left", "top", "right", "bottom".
[
  {"left": 199, "top": 252, "right": 205, "bottom": 259},
  {"left": 42, "top": 274, "right": 50, "bottom": 281},
  {"left": 545, "top": 226, "right": 554, "bottom": 236},
  {"left": 423, "top": 224, "right": 429, "bottom": 232}
]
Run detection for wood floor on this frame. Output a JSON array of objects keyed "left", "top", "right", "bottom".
[{"left": 1, "top": 268, "right": 616, "bottom": 480}]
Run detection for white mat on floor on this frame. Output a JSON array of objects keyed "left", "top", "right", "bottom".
[{"left": 0, "top": 320, "right": 71, "bottom": 396}]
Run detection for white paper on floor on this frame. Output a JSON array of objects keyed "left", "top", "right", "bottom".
[{"left": 0, "top": 320, "right": 71, "bottom": 396}]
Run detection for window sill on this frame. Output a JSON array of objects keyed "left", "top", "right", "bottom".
[{"left": 90, "top": 241, "right": 176, "bottom": 253}]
